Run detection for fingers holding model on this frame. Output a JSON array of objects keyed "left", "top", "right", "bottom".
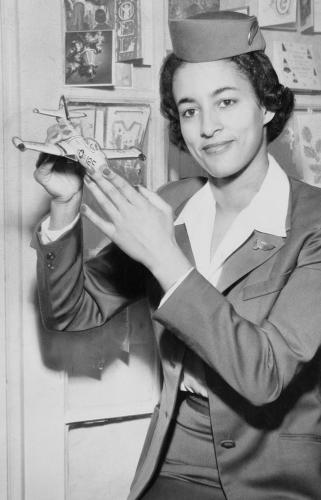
[{"left": 81, "top": 167, "right": 191, "bottom": 291}]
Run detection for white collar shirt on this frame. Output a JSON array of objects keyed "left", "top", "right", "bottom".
[{"left": 174, "top": 154, "right": 290, "bottom": 395}]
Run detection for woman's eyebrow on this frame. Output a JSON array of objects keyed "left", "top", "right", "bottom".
[
  {"left": 176, "top": 86, "right": 239, "bottom": 107},
  {"left": 212, "top": 86, "right": 238, "bottom": 96},
  {"left": 176, "top": 97, "right": 195, "bottom": 106}
]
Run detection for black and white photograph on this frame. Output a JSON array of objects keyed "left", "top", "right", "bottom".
[{"left": 4, "top": 2, "right": 321, "bottom": 500}]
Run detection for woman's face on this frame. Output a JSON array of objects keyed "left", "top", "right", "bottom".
[{"left": 173, "top": 59, "right": 274, "bottom": 180}]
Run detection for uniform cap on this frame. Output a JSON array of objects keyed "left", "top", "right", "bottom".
[{"left": 169, "top": 10, "right": 266, "bottom": 62}]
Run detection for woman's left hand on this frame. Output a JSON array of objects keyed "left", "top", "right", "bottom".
[{"left": 81, "top": 166, "right": 192, "bottom": 290}]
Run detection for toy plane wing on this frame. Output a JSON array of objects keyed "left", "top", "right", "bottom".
[
  {"left": 33, "top": 95, "right": 87, "bottom": 120},
  {"left": 33, "top": 107, "right": 87, "bottom": 120},
  {"left": 12, "top": 136, "right": 145, "bottom": 161}
]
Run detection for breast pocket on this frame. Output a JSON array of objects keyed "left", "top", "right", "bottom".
[{"left": 242, "top": 272, "right": 291, "bottom": 301}]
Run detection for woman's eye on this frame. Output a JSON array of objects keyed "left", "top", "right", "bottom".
[
  {"left": 181, "top": 108, "right": 197, "bottom": 118},
  {"left": 218, "top": 99, "right": 235, "bottom": 108}
]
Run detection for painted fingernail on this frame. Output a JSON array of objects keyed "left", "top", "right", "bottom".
[
  {"left": 86, "top": 165, "right": 95, "bottom": 175},
  {"left": 102, "top": 167, "right": 112, "bottom": 177},
  {"left": 80, "top": 204, "right": 87, "bottom": 214}
]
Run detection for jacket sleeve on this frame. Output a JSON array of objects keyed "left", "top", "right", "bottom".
[
  {"left": 153, "top": 226, "right": 321, "bottom": 406},
  {"left": 34, "top": 218, "right": 146, "bottom": 332}
]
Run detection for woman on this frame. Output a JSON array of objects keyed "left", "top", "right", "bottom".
[{"left": 34, "top": 11, "right": 321, "bottom": 500}]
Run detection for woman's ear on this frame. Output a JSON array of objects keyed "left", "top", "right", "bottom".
[{"left": 263, "top": 108, "right": 275, "bottom": 125}]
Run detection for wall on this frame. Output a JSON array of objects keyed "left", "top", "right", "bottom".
[{"left": 0, "top": 1, "right": 167, "bottom": 499}]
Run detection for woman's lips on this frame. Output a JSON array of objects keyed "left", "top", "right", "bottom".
[{"left": 202, "top": 140, "right": 233, "bottom": 154}]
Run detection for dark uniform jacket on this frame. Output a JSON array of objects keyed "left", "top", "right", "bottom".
[{"left": 35, "top": 175, "right": 321, "bottom": 500}]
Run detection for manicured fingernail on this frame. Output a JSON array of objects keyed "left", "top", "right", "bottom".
[
  {"left": 80, "top": 204, "right": 87, "bottom": 214},
  {"left": 102, "top": 167, "right": 112, "bottom": 177},
  {"left": 84, "top": 175, "right": 92, "bottom": 183},
  {"left": 86, "top": 165, "right": 95, "bottom": 175}
]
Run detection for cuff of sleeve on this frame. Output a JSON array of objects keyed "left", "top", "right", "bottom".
[
  {"left": 40, "top": 214, "right": 80, "bottom": 244},
  {"left": 158, "top": 267, "right": 194, "bottom": 308}
]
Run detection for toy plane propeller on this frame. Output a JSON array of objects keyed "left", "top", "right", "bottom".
[{"left": 12, "top": 95, "right": 146, "bottom": 168}]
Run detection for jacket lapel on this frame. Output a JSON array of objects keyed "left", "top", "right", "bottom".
[
  {"left": 171, "top": 176, "right": 290, "bottom": 295},
  {"left": 174, "top": 223, "right": 195, "bottom": 266},
  {"left": 216, "top": 231, "right": 286, "bottom": 293}
]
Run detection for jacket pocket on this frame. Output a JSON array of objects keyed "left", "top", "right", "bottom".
[
  {"left": 280, "top": 432, "right": 321, "bottom": 443},
  {"left": 242, "top": 272, "right": 291, "bottom": 300},
  {"left": 278, "top": 433, "right": 321, "bottom": 469}
]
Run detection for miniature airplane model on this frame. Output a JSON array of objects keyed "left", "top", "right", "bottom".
[{"left": 12, "top": 96, "right": 146, "bottom": 171}]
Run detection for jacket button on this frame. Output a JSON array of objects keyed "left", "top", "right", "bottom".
[
  {"left": 46, "top": 252, "right": 55, "bottom": 260},
  {"left": 47, "top": 263, "right": 55, "bottom": 270},
  {"left": 220, "top": 440, "right": 236, "bottom": 449}
]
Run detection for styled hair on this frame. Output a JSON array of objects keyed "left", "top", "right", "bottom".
[{"left": 160, "top": 51, "right": 294, "bottom": 151}]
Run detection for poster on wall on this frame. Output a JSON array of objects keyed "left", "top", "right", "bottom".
[
  {"left": 64, "top": 0, "right": 115, "bottom": 31},
  {"left": 63, "top": 0, "right": 135, "bottom": 86},
  {"left": 299, "top": 0, "right": 313, "bottom": 32},
  {"left": 168, "top": 0, "right": 220, "bottom": 19},
  {"left": 294, "top": 112, "right": 321, "bottom": 187},
  {"left": 272, "top": 40, "right": 321, "bottom": 92},
  {"left": 115, "top": 0, "right": 141, "bottom": 61},
  {"left": 299, "top": 0, "right": 321, "bottom": 33},
  {"left": 65, "top": 30, "right": 114, "bottom": 85}
]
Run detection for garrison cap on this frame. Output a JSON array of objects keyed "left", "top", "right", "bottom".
[{"left": 169, "top": 10, "right": 266, "bottom": 62}]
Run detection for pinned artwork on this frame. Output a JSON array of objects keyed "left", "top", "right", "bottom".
[
  {"left": 64, "top": 0, "right": 115, "bottom": 32},
  {"left": 65, "top": 30, "right": 114, "bottom": 86},
  {"left": 168, "top": 0, "right": 220, "bottom": 19},
  {"left": 294, "top": 112, "right": 321, "bottom": 187},
  {"left": 272, "top": 40, "right": 321, "bottom": 92},
  {"left": 69, "top": 102, "right": 150, "bottom": 186},
  {"left": 257, "top": 0, "right": 298, "bottom": 30}
]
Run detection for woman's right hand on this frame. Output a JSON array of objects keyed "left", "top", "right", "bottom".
[
  {"left": 34, "top": 152, "right": 83, "bottom": 203},
  {"left": 33, "top": 120, "right": 85, "bottom": 203}
]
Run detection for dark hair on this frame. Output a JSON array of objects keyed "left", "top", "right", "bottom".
[{"left": 160, "top": 51, "right": 294, "bottom": 151}]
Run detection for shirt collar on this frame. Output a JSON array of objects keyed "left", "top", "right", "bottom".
[{"left": 175, "top": 154, "right": 289, "bottom": 238}]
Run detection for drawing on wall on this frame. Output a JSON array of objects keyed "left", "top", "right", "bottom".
[
  {"left": 105, "top": 106, "right": 150, "bottom": 149},
  {"left": 257, "top": 0, "right": 298, "bottom": 29},
  {"left": 294, "top": 112, "right": 321, "bottom": 186},
  {"left": 65, "top": 30, "right": 114, "bottom": 85},
  {"left": 69, "top": 102, "right": 150, "bottom": 186},
  {"left": 272, "top": 40, "right": 321, "bottom": 91},
  {"left": 65, "top": 0, "right": 115, "bottom": 31},
  {"left": 105, "top": 105, "right": 150, "bottom": 185},
  {"left": 168, "top": 0, "right": 220, "bottom": 19}
]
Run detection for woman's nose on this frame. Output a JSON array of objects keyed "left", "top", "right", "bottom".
[{"left": 200, "top": 110, "right": 222, "bottom": 138}]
